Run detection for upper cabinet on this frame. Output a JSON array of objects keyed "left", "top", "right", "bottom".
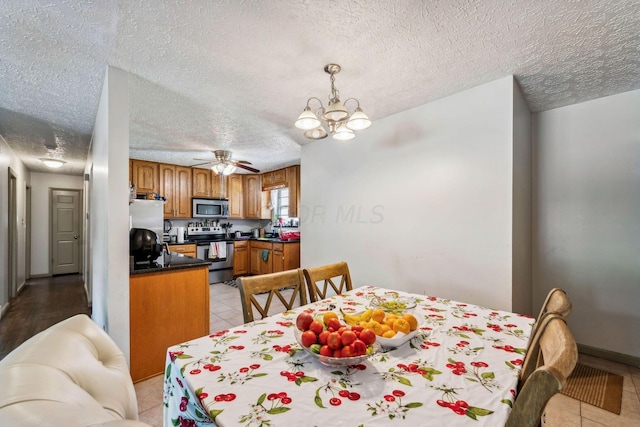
[
  {"left": 243, "top": 174, "right": 270, "bottom": 219},
  {"left": 131, "top": 160, "right": 159, "bottom": 195},
  {"left": 159, "top": 164, "right": 192, "bottom": 218},
  {"left": 262, "top": 168, "right": 288, "bottom": 191},
  {"left": 212, "top": 173, "right": 228, "bottom": 199},
  {"left": 192, "top": 168, "right": 212, "bottom": 198},
  {"left": 287, "top": 165, "right": 300, "bottom": 218},
  {"left": 228, "top": 174, "right": 243, "bottom": 218}
]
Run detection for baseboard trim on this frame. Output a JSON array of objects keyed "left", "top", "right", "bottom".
[
  {"left": 29, "top": 273, "right": 52, "bottom": 279},
  {"left": 17, "top": 281, "right": 26, "bottom": 294},
  {"left": 578, "top": 343, "right": 640, "bottom": 368}
]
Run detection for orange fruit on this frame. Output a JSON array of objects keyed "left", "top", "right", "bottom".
[
  {"left": 383, "top": 316, "right": 396, "bottom": 328},
  {"left": 380, "top": 324, "right": 392, "bottom": 335},
  {"left": 368, "top": 321, "right": 383, "bottom": 336},
  {"left": 382, "top": 330, "right": 397, "bottom": 338},
  {"left": 402, "top": 313, "right": 418, "bottom": 331},
  {"left": 392, "top": 318, "right": 411, "bottom": 334},
  {"left": 372, "top": 309, "right": 386, "bottom": 323},
  {"left": 323, "top": 311, "right": 339, "bottom": 325}
]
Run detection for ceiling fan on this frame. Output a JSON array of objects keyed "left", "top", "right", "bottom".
[{"left": 191, "top": 150, "right": 260, "bottom": 175}]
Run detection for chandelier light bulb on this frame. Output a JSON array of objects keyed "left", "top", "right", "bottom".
[
  {"left": 346, "top": 107, "right": 372, "bottom": 130},
  {"left": 333, "top": 122, "right": 355, "bottom": 141},
  {"left": 295, "top": 107, "right": 321, "bottom": 130}
]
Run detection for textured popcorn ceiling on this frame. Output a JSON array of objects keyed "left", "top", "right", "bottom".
[{"left": 1, "top": 0, "right": 639, "bottom": 175}]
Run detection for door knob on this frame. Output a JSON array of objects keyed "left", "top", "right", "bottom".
[{"left": 73, "top": 234, "right": 79, "bottom": 240}]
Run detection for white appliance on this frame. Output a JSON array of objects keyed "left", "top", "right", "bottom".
[{"left": 129, "top": 200, "right": 164, "bottom": 242}]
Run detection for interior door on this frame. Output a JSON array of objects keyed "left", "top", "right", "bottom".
[{"left": 51, "top": 189, "right": 80, "bottom": 275}]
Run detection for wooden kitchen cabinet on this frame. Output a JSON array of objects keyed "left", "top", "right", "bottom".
[
  {"left": 159, "top": 164, "right": 192, "bottom": 218},
  {"left": 192, "top": 168, "right": 212, "bottom": 198},
  {"left": 272, "top": 242, "right": 300, "bottom": 273},
  {"left": 168, "top": 243, "right": 196, "bottom": 258},
  {"left": 131, "top": 160, "right": 159, "bottom": 195},
  {"left": 243, "top": 174, "right": 269, "bottom": 219},
  {"left": 130, "top": 265, "right": 209, "bottom": 382},
  {"left": 262, "top": 168, "right": 288, "bottom": 191},
  {"left": 249, "top": 241, "right": 272, "bottom": 275},
  {"left": 233, "top": 240, "right": 249, "bottom": 276},
  {"left": 287, "top": 165, "right": 300, "bottom": 218},
  {"left": 212, "top": 173, "right": 228, "bottom": 198},
  {"left": 228, "top": 174, "right": 243, "bottom": 218}
]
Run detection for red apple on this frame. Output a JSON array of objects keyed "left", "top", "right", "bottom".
[
  {"left": 296, "top": 312, "right": 313, "bottom": 331},
  {"left": 309, "top": 320, "right": 324, "bottom": 335},
  {"left": 341, "top": 345, "right": 355, "bottom": 358},
  {"left": 327, "top": 332, "right": 342, "bottom": 350},
  {"left": 318, "top": 330, "right": 330, "bottom": 345},
  {"left": 327, "top": 317, "right": 342, "bottom": 331},
  {"left": 352, "top": 339, "right": 367, "bottom": 356},
  {"left": 301, "top": 330, "right": 317, "bottom": 347},
  {"left": 359, "top": 328, "right": 376, "bottom": 346},
  {"left": 319, "top": 345, "right": 333, "bottom": 357},
  {"left": 341, "top": 330, "right": 357, "bottom": 346}
]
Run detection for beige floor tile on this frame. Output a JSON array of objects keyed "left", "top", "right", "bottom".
[
  {"left": 138, "top": 403, "right": 163, "bottom": 427},
  {"left": 545, "top": 392, "right": 581, "bottom": 416},
  {"left": 542, "top": 407, "right": 581, "bottom": 427},
  {"left": 134, "top": 374, "right": 164, "bottom": 413},
  {"left": 581, "top": 418, "right": 611, "bottom": 427}
]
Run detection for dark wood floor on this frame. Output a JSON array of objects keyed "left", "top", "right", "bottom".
[{"left": 0, "top": 274, "right": 91, "bottom": 360}]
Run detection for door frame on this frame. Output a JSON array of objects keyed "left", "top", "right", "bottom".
[
  {"left": 7, "top": 168, "right": 18, "bottom": 299},
  {"left": 25, "top": 184, "right": 31, "bottom": 281},
  {"left": 49, "top": 187, "right": 83, "bottom": 276}
]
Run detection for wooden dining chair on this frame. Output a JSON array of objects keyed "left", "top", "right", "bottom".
[
  {"left": 507, "top": 314, "right": 578, "bottom": 427},
  {"left": 529, "top": 288, "right": 572, "bottom": 343},
  {"left": 237, "top": 269, "right": 307, "bottom": 323},
  {"left": 303, "top": 261, "right": 353, "bottom": 302}
]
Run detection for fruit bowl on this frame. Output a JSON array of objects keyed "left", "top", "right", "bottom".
[
  {"left": 370, "top": 296, "right": 417, "bottom": 315},
  {"left": 375, "top": 328, "right": 421, "bottom": 348},
  {"left": 294, "top": 329, "right": 381, "bottom": 367}
]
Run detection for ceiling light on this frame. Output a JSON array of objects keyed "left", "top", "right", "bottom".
[
  {"left": 40, "top": 158, "right": 66, "bottom": 168},
  {"left": 295, "top": 64, "right": 371, "bottom": 141}
]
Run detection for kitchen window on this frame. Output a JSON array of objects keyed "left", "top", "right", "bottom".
[{"left": 271, "top": 188, "right": 289, "bottom": 221}]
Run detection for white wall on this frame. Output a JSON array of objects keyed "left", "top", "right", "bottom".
[
  {"left": 301, "top": 76, "right": 529, "bottom": 312},
  {"left": 29, "top": 172, "right": 84, "bottom": 276},
  {"left": 85, "top": 66, "right": 131, "bottom": 359},
  {"left": 0, "top": 139, "right": 29, "bottom": 315},
  {"left": 533, "top": 89, "right": 640, "bottom": 359}
]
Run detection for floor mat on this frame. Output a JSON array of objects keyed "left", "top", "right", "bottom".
[{"left": 561, "top": 362, "right": 623, "bottom": 414}]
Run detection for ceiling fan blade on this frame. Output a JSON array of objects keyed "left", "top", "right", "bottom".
[
  {"left": 189, "top": 161, "right": 213, "bottom": 167},
  {"left": 234, "top": 163, "right": 260, "bottom": 173},
  {"left": 235, "top": 160, "right": 252, "bottom": 165}
]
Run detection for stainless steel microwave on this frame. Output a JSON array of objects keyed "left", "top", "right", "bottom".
[{"left": 192, "top": 198, "right": 229, "bottom": 219}]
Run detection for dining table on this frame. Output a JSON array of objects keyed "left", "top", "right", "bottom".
[{"left": 163, "top": 286, "right": 534, "bottom": 426}]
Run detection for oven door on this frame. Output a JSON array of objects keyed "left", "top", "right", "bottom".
[{"left": 196, "top": 242, "right": 234, "bottom": 270}]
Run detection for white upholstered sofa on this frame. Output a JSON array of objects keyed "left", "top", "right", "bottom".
[{"left": 0, "top": 314, "right": 151, "bottom": 427}]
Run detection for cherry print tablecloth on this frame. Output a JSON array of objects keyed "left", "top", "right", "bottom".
[{"left": 163, "top": 286, "right": 533, "bottom": 426}]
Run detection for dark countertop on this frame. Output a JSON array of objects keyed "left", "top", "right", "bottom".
[
  {"left": 170, "top": 236, "right": 300, "bottom": 245},
  {"left": 130, "top": 252, "right": 211, "bottom": 275}
]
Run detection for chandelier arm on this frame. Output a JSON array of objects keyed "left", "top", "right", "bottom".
[
  {"left": 306, "top": 97, "right": 325, "bottom": 109},
  {"left": 343, "top": 98, "right": 361, "bottom": 111}
]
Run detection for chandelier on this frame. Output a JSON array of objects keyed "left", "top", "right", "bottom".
[{"left": 295, "top": 64, "right": 371, "bottom": 141}]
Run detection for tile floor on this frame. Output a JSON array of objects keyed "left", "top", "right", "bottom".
[{"left": 135, "top": 282, "right": 640, "bottom": 427}]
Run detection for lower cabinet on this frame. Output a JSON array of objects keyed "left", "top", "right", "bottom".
[
  {"left": 233, "top": 241, "right": 249, "bottom": 276},
  {"left": 237, "top": 240, "right": 300, "bottom": 276},
  {"left": 250, "top": 241, "right": 273, "bottom": 275},
  {"left": 130, "top": 265, "right": 209, "bottom": 382}
]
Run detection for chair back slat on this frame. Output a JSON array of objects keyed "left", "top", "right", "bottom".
[
  {"left": 237, "top": 269, "right": 307, "bottom": 323},
  {"left": 508, "top": 314, "right": 578, "bottom": 427},
  {"left": 303, "top": 262, "right": 353, "bottom": 302}
]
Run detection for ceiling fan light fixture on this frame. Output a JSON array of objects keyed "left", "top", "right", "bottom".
[
  {"left": 295, "top": 64, "right": 370, "bottom": 142},
  {"left": 346, "top": 107, "right": 372, "bottom": 130},
  {"left": 304, "top": 126, "right": 328, "bottom": 140},
  {"left": 222, "top": 164, "right": 236, "bottom": 175},
  {"left": 40, "top": 158, "right": 66, "bottom": 168},
  {"left": 295, "top": 106, "right": 321, "bottom": 130}
]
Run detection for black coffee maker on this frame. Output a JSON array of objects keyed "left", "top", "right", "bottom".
[{"left": 129, "top": 228, "right": 163, "bottom": 264}]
